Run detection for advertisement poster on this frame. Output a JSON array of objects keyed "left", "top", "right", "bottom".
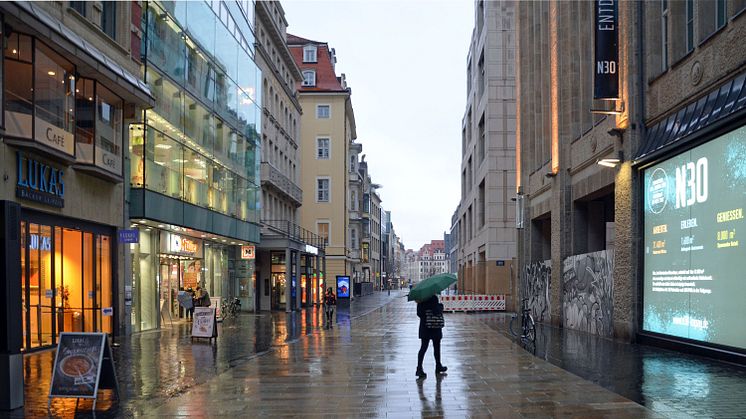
[
  {"left": 337, "top": 276, "right": 350, "bottom": 298},
  {"left": 643, "top": 124, "right": 746, "bottom": 349},
  {"left": 192, "top": 307, "right": 216, "bottom": 338},
  {"left": 49, "top": 333, "right": 105, "bottom": 397}
]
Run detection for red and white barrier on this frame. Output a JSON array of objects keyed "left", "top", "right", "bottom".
[{"left": 440, "top": 295, "right": 506, "bottom": 312}]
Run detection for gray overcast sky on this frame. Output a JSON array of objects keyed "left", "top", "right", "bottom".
[{"left": 282, "top": 0, "right": 474, "bottom": 250}]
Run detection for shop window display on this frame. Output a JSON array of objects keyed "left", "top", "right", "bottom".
[
  {"left": 95, "top": 85, "right": 123, "bottom": 174},
  {"left": 4, "top": 33, "right": 34, "bottom": 139},
  {"left": 75, "top": 78, "right": 96, "bottom": 164},
  {"left": 20, "top": 222, "right": 112, "bottom": 351},
  {"left": 34, "top": 42, "right": 75, "bottom": 156}
]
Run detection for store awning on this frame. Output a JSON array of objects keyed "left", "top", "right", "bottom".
[
  {"left": 3, "top": 2, "right": 154, "bottom": 107},
  {"left": 635, "top": 70, "right": 746, "bottom": 163}
]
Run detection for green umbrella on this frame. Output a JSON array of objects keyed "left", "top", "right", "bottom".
[{"left": 407, "top": 273, "right": 457, "bottom": 302}]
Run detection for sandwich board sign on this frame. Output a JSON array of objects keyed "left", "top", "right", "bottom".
[
  {"left": 191, "top": 307, "right": 217, "bottom": 341},
  {"left": 48, "top": 332, "right": 119, "bottom": 410}
]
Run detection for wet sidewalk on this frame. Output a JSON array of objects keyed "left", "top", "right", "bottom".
[
  {"left": 10, "top": 290, "right": 403, "bottom": 418},
  {"left": 8, "top": 291, "right": 746, "bottom": 418},
  {"left": 477, "top": 313, "right": 746, "bottom": 418}
]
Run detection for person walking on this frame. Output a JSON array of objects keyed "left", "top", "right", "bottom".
[
  {"left": 324, "top": 287, "right": 336, "bottom": 329},
  {"left": 195, "top": 286, "right": 211, "bottom": 308},
  {"left": 416, "top": 295, "right": 447, "bottom": 378}
]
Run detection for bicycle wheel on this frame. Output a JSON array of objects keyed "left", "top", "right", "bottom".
[
  {"left": 509, "top": 315, "right": 519, "bottom": 337},
  {"left": 525, "top": 314, "right": 536, "bottom": 342}
]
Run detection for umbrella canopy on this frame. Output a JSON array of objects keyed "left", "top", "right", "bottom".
[{"left": 407, "top": 273, "right": 457, "bottom": 302}]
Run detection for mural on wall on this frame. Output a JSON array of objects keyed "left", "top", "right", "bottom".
[
  {"left": 521, "top": 260, "right": 551, "bottom": 323},
  {"left": 562, "top": 250, "right": 614, "bottom": 337}
]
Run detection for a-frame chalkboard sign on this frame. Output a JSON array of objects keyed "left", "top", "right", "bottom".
[{"left": 48, "top": 332, "right": 119, "bottom": 411}]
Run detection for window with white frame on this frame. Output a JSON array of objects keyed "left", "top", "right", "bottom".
[
  {"left": 316, "top": 105, "right": 330, "bottom": 119},
  {"left": 302, "top": 70, "right": 315, "bottom": 87},
  {"left": 316, "top": 177, "right": 330, "bottom": 202},
  {"left": 317, "top": 221, "right": 329, "bottom": 245},
  {"left": 316, "top": 137, "right": 330, "bottom": 159},
  {"left": 303, "top": 45, "right": 317, "bottom": 63},
  {"left": 350, "top": 189, "right": 358, "bottom": 211}
]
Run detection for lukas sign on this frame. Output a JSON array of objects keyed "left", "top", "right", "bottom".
[
  {"left": 16, "top": 151, "right": 65, "bottom": 208},
  {"left": 594, "top": 0, "right": 619, "bottom": 99}
]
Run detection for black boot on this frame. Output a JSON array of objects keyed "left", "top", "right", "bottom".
[
  {"left": 416, "top": 367, "right": 427, "bottom": 378},
  {"left": 435, "top": 365, "right": 448, "bottom": 375}
]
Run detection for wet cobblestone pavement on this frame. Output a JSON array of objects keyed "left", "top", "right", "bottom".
[{"left": 7, "top": 290, "right": 746, "bottom": 418}]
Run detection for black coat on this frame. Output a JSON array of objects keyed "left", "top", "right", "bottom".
[{"left": 417, "top": 296, "right": 443, "bottom": 340}]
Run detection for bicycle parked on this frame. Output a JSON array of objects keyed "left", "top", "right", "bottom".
[
  {"left": 221, "top": 297, "right": 241, "bottom": 320},
  {"left": 509, "top": 298, "right": 536, "bottom": 342}
]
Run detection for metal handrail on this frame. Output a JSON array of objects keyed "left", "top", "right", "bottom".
[{"left": 261, "top": 219, "right": 326, "bottom": 250}]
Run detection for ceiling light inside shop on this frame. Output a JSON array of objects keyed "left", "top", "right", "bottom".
[
  {"left": 47, "top": 71, "right": 56, "bottom": 76},
  {"left": 158, "top": 224, "right": 165, "bottom": 228},
  {"left": 12, "top": 49, "right": 17, "bottom": 54},
  {"left": 155, "top": 143, "right": 172, "bottom": 149}
]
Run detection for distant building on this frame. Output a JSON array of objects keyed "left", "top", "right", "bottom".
[{"left": 457, "top": 0, "right": 517, "bottom": 304}]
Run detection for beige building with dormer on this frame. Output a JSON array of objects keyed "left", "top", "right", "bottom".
[{"left": 289, "top": 35, "right": 357, "bottom": 295}]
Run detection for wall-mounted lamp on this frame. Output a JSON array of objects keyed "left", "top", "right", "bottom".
[
  {"left": 607, "top": 127, "right": 625, "bottom": 139},
  {"left": 597, "top": 150, "right": 624, "bottom": 168},
  {"left": 591, "top": 100, "right": 625, "bottom": 115},
  {"left": 544, "top": 171, "right": 557, "bottom": 178}
]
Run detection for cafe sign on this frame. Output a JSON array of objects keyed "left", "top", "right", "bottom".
[
  {"left": 594, "top": 0, "right": 619, "bottom": 99},
  {"left": 16, "top": 151, "right": 65, "bottom": 208}
]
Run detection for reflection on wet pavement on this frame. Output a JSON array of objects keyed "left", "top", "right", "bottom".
[
  {"left": 479, "top": 312, "right": 746, "bottom": 418},
  {"left": 12, "top": 290, "right": 745, "bottom": 418}
]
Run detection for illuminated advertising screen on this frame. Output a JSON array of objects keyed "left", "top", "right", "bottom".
[
  {"left": 643, "top": 125, "right": 746, "bottom": 350},
  {"left": 336, "top": 276, "right": 350, "bottom": 298}
]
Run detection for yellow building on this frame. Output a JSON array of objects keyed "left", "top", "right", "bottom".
[{"left": 289, "top": 35, "right": 357, "bottom": 295}]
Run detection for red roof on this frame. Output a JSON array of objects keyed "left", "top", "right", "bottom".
[{"left": 287, "top": 33, "right": 347, "bottom": 93}]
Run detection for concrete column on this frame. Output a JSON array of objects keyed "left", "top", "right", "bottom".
[{"left": 0, "top": 201, "right": 23, "bottom": 410}]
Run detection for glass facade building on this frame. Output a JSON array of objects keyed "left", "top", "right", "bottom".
[{"left": 129, "top": 0, "right": 262, "bottom": 332}]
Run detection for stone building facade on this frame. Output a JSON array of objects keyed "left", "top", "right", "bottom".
[
  {"left": 517, "top": 0, "right": 746, "bottom": 361},
  {"left": 457, "top": 0, "right": 518, "bottom": 309}
]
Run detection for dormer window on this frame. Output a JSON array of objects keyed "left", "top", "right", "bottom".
[
  {"left": 303, "top": 45, "right": 317, "bottom": 63},
  {"left": 302, "top": 70, "right": 316, "bottom": 87}
]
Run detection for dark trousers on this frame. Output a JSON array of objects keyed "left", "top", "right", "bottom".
[{"left": 417, "top": 337, "right": 442, "bottom": 369}]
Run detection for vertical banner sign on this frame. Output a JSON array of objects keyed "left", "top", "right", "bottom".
[{"left": 594, "top": 0, "right": 619, "bottom": 99}]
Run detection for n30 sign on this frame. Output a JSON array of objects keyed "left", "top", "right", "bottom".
[{"left": 594, "top": 0, "right": 619, "bottom": 99}]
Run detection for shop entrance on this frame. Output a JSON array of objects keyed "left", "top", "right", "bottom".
[
  {"left": 159, "top": 256, "right": 201, "bottom": 321},
  {"left": 271, "top": 273, "right": 286, "bottom": 310},
  {"left": 19, "top": 220, "right": 113, "bottom": 352}
]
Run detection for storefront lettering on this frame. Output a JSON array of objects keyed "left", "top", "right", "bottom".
[
  {"left": 46, "top": 127, "right": 66, "bottom": 148},
  {"left": 16, "top": 151, "right": 65, "bottom": 208},
  {"left": 29, "top": 234, "right": 52, "bottom": 251},
  {"left": 675, "top": 157, "right": 708, "bottom": 209},
  {"left": 181, "top": 238, "right": 198, "bottom": 254}
]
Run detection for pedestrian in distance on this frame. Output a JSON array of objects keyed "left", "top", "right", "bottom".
[
  {"left": 195, "top": 286, "right": 211, "bottom": 307},
  {"left": 186, "top": 287, "right": 195, "bottom": 320},
  {"left": 416, "top": 295, "right": 447, "bottom": 379},
  {"left": 324, "top": 287, "right": 336, "bottom": 329}
]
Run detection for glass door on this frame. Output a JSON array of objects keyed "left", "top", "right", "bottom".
[
  {"left": 26, "top": 223, "right": 55, "bottom": 349},
  {"left": 271, "top": 273, "right": 286, "bottom": 310},
  {"left": 159, "top": 260, "right": 181, "bottom": 321}
]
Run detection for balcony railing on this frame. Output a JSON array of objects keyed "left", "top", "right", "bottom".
[
  {"left": 261, "top": 219, "right": 326, "bottom": 250},
  {"left": 260, "top": 162, "right": 302, "bottom": 206}
]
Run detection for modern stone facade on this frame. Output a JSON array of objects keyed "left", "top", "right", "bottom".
[{"left": 457, "top": 0, "right": 518, "bottom": 308}]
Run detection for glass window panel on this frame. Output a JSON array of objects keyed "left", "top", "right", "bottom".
[
  {"left": 186, "top": 1, "right": 216, "bottom": 57},
  {"left": 95, "top": 84, "right": 123, "bottom": 174},
  {"left": 146, "top": 128, "right": 183, "bottom": 198},
  {"left": 97, "top": 235, "right": 113, "bottom": 334},
  {"left": 215, "top": 19, "right": 238, "bottom": 83},
  {"left": 184, "top": 96, "right": 212, "bottom": 152},
  {"left": 146, "top": 3, "right": 185, "bottom": 83},
  {"left": 34, "top": 42, "right": 76, "bottom": 155},
  {"left": 75, "top": 78, "right": 95, "bottom": 164},
  {"left": 184, "top": 146, "right": 209, "bottom": 207},
  {"left": 229, "top": 133, "right": 246, "bottom": 176},
  {"left": 82, "top": 232, "right": 94, "bottom": 332},
  {"left": 21, "top": 222, "right": 27, "bottom": 350},
  {"left": 214, "top": 117, "right": 231, "bottom": 163},
  {"left": 4, "top": 33, "right": 34, "bottom": 139},
  {"left": 215, "top": 71, "right": 238, "bottom": 125},
  {"left": 237, "top": 90, "right": 257, "bottom": 139},
  {"left": 147, "top": 71, "right": 183, "bottom": 134},
  {"left": 130, "top": 124, "right": 146, "bottom": 187},
  {"left": 62, "top": 228, "right": 83, "bottom": 333},
  {"left": 209, "top": 163, "right": 233, "bottom": 215},
  {"left": 237, "top": 50, "right": 257, "bottom": 101},
  {"left": 185, "top": 39, "right": 213, "bottom": 105},
  {"left": 101, "top": 1, "right": 117, "bottom": 39},
  {"left": 235, "top": 177, "right": 248, "bottom": 221}
]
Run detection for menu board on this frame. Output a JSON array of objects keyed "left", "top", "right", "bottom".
[
  {"left": 192, "top": 307, "right": 217, "bottom": 339},
  {"left": 48, "top": 332, "right": 118, "bottom": 403},
  {"left": 643, "top": 125, "right": 746, "bottom": 349}
]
